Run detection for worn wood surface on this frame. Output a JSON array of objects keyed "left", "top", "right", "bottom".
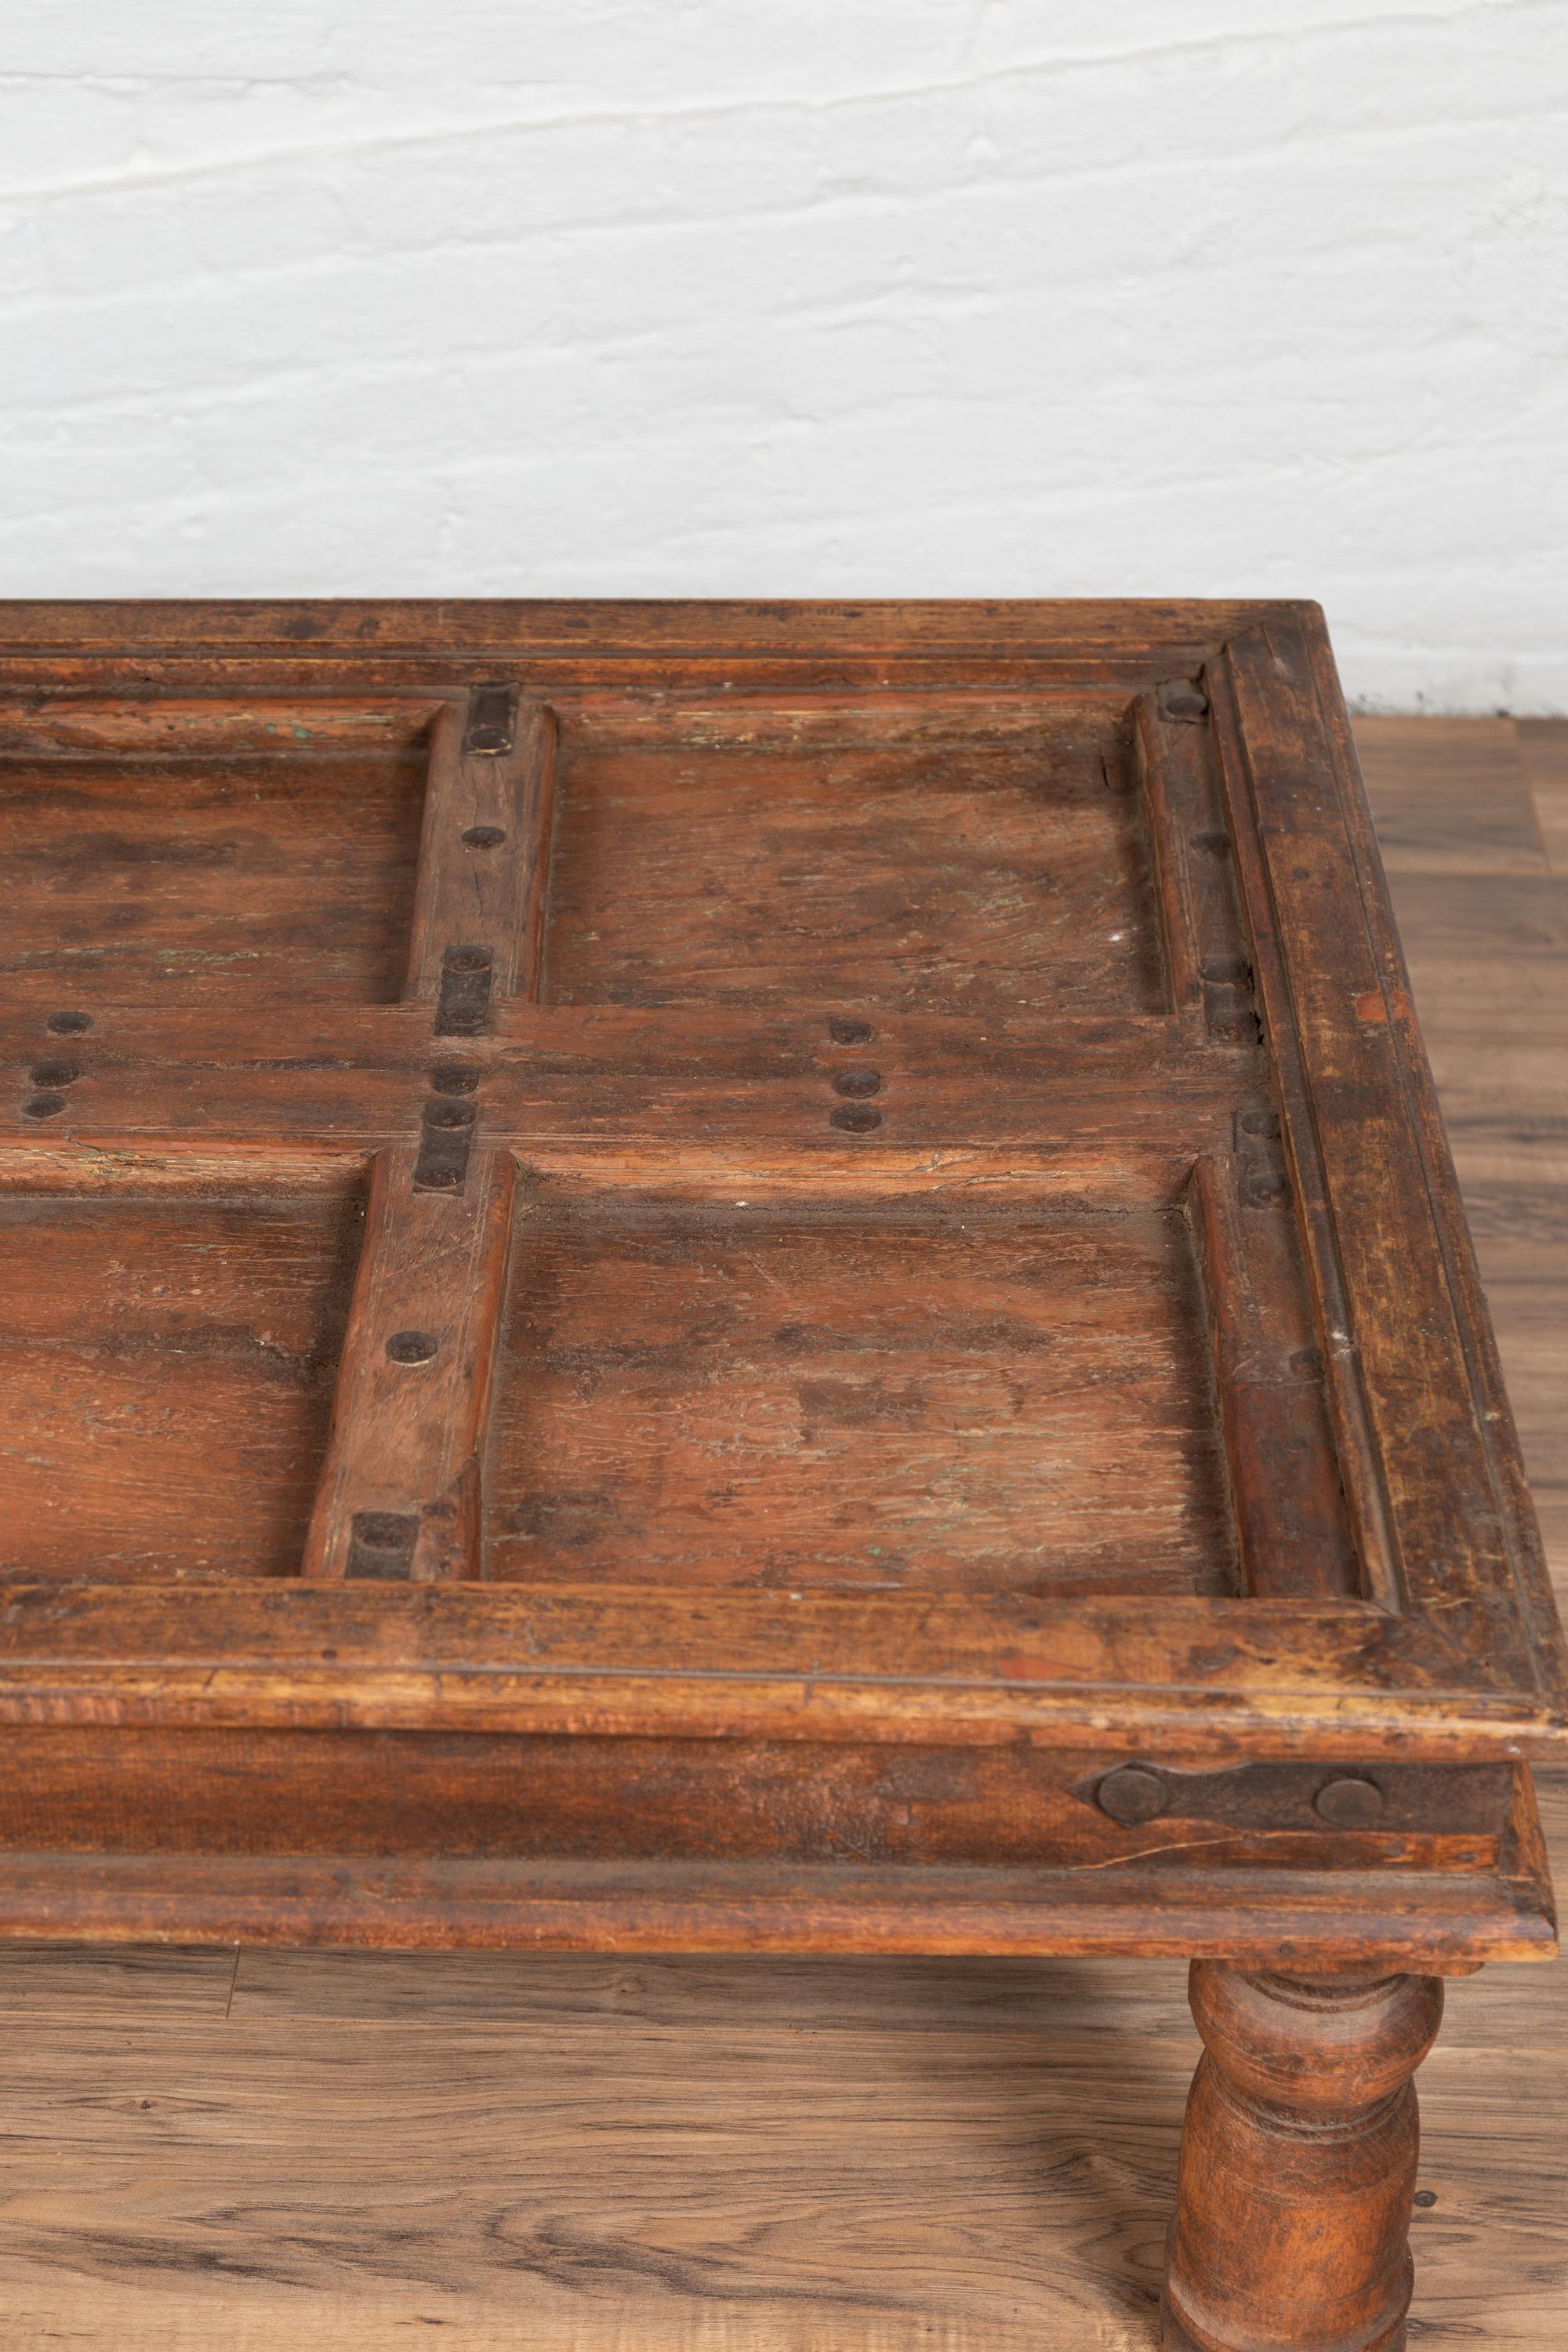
[
  {"left": 543, "top": 696, "right": 1161, "bottom": 1013},
  {"left": 1163, "top": 1964, "right": 1443, "bottom": 2351},
  {"left": 0, "top": 593, "right": 1556, "bottom": 2175},
  {"left": 486, "top": 1192, "right": 1236, "bottom": 1598},
  {"left": 0, "top": 1799, "right": 1563, "bottom": 2352},
  {"left": 0, "top": 608, "right": 1560, "bottom": 1866},
  {"left": 0, "top": 713, "right": 1563, "bottom": 2349},
  {"left": 0, "top": 701, "right": 433, "bottom": 1008},
  {"left": 302, "top": 1147, "right": 516, "bottom": 1584},
  {"left": 0, "top": 1180, "right": 361, "bottom": 1581}
]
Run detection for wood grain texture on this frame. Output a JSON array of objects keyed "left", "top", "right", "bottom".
[
  {"left": 0, "top": 1780, "right": 1562, "bottom": 2352},
  {"left": 0, "top": 1727, "right": 1507, "bottom": 1876},
  {"left": 0, "top": 604, "right": 1557, "bottom": 1778},
  {"left": 1163, "top": 1964, "right": 1443, "bottom": 2352},
  {"left": 1519, "top": 720, "right": 1568, "bottom": 875},
  {"left": 0, "top": 710, "right": 1562, "bottom": 2349},
  {"left": 1214, "top": 620, "right": 1563, "bottom": 1702},
  {"left": 0, "top": 1845, "right": 1547, "bottom": 1969},
  {"left": 405, "top": 693, "right": 557, "bottom": 1004},
  {"left": 302, "top": 1148, "right": 514, "bottom": 1582},
  {"left": 485, "top": 1191, "right": 1237, "bottom": 1598},
  {"left": 0, "top": 616, "right": 1561, "bottom": 2343},
  {"left": 0, "top": 699, "right": 434, "bottom": 1007},
  {"left": 0, "top": 1181, "right": 361, "bottom": 1580},
  {"left": 1131, "top": 688, "right": 1253, "bottom": 1039},
  {"left": 0, "top": 595, "right": 1318, "bottom": 662},
  {"left": 0, "top": 1581, "right": 1554, "bottom": 1763},
  {"left": 1355, "top": 717, "right": 1547, "bottom": 876},
  {"left": 0, "top": 999, "right": 1250, "bottom": 1171},
  {"left": 1187, "top": 1156, "right": 1359, "bottom": 1602},
  {"left": 543, "top": 696, "right": 1163, "bottom": 1015},
  {"left": 1370, "top": 720, "right": 1568, "bottom": 1610}
]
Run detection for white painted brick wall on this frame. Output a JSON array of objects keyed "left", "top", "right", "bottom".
[{"left": 1, "top": 0, "right": 1564, "bottom": 710}]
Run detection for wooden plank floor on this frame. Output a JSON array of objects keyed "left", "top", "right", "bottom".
[{"left": 1, "top": 717, "right": 1564, "bottom": 2352}]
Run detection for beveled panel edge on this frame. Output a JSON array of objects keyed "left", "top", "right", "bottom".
[
  {"left": 1211, "top": 615, "right": 1568, "bottom": 1726},
  {"left": 0, "top": 1584, "right": 1558, "bottom": 1762},
  {"left": 1307, "top": 613, "right": 1568, "bottom": 1714}
]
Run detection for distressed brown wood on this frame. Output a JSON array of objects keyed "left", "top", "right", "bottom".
[
  {"left": 1163, "top": 1965, "right": 1443, "bottom": 2351},
  {"left": 406, "top": 690, "right": 557, "bottom": 1006},
  {"left": 301, "top": 1146, "right": 515, "bottom": 1583},
  {"left": 0, "top": 602, "right": 1563, "bottom": 2348}
]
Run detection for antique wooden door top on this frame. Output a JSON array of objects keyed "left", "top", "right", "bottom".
[{"left": 0, "top": 598, "right": 1563, "bottom": 1785}]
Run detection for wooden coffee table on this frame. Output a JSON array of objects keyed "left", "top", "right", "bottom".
[{"left": 0, "top": 599, "right": 1561, "bottom": 2350}]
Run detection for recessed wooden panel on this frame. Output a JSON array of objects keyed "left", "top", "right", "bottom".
[
  {"left": 541, "top": 698, "right": 1164, "bottom": 1014},
  {"left": 0, "top": 717, "right": 431, "bottom": 1005},
  {"left": 485, "top": 1195, "right": 1235, "bottom": 1596},
  {"left": 0, "top": 1184, "right": 361, "bottom": 1579}
]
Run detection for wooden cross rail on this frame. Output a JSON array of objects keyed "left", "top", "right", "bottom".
[{"left": 0, "top": 1004, "right": 1256, "bottom": 1151}]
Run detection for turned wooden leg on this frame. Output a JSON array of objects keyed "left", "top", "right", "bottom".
[{"left": 1162, "top": 1964, "right": 1445, "bottom": 2352}]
